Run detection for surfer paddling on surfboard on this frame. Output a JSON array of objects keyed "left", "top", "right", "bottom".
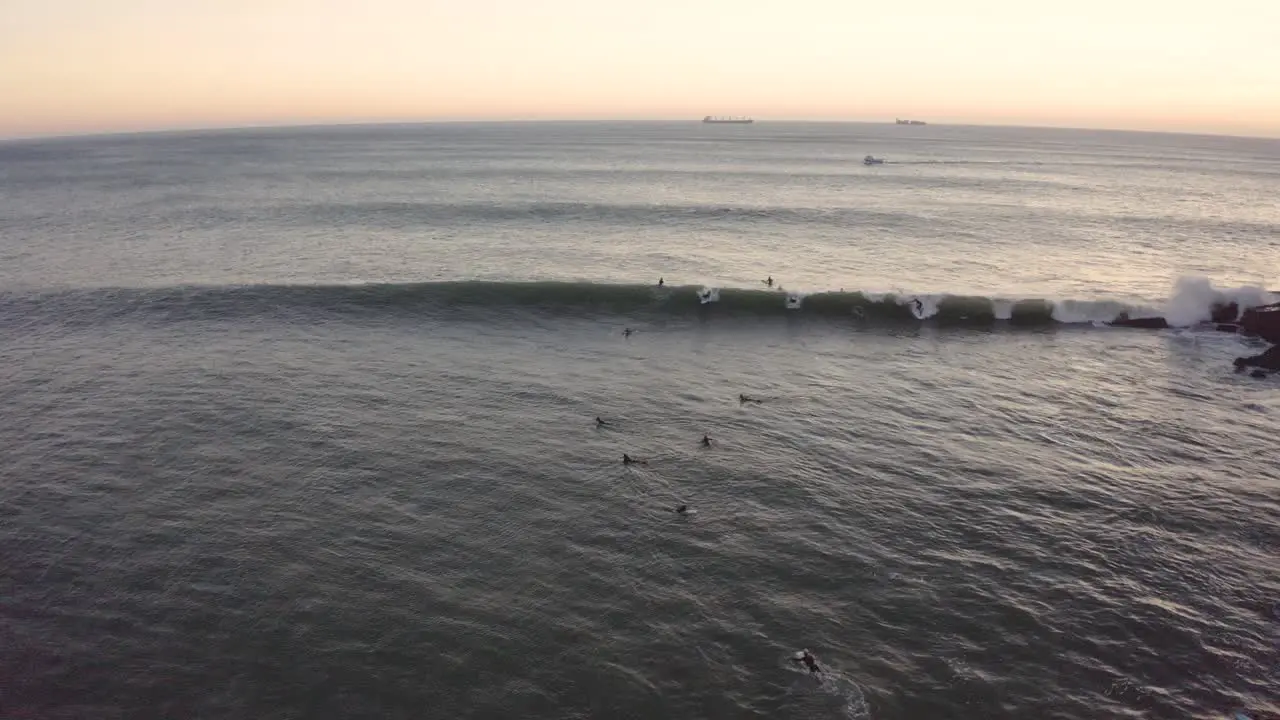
[{"left": 791, "top": 649, "right": 821, "bottom": 674}]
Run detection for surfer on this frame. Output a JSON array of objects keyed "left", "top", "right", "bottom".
[
  {"left": 738, "top": 393, "right": 762, "bottom": 404},
  {"left": 596, "top": 417, "right": 608, "bottom": 427},
  {"left": 791, "top": 650, "right": 821, "bottom": 674},
  {"left": 623, "top": 328, "right": 633, "bottom": 338},
  {"left": 658, "top": 277, "right": 664, "bottom": 287},
  {"left": 912, "top": 298, "right": 924, "bottom": 316},
  {"left": 623, "top": 454, "right": 647, "bottom": 466},
  {"left": 765, "top": 276, "right": 774, "bottom": 288},
  {"left": 700, "top": 434, "right": 712, "bottom": 447},
  {"left": 674, "top": 504, "right": 689, "bottom": 515}
]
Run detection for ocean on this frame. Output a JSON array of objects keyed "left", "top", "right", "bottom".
[{"left": 1, "top": 122, "right": 1277, "bottom": 719}]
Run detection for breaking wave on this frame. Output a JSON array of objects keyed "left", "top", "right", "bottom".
[{"left": 1, "top": 276, "right": 1273, "bottom": 329}]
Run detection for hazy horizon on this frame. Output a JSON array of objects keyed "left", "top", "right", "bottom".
[
  {"left": 4, "top": 0, "right": 1279, "bottom": 141},
  {"left": 7, "top": 117, "right": 1280, "bottom": 145}
]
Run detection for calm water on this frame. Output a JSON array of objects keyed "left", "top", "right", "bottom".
[{"left": 1, "top": 122, "right": 1278, "bottom": 719}]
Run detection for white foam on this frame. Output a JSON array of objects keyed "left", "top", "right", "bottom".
[
  {"left": 1050, "top": 299, "right": 1144, "bottom": 324},
  {"left": 697, "top": 287, "right": 720, "bottom": 304},
  {"left": 768, "top": 277, "right": 1275, "bottom": 327},
  {"left": 1163, "top": 275, "right": 1271, "bottom": 327}
]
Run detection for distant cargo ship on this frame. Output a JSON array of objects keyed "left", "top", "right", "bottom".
[
  {"left": 703, "top": 116, "right": 754, "bottom": 124},
  {"left": 895, "top": 118, "right": 927, "bottom": 125}
]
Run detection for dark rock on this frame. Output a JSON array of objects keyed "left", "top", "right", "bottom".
[
  {"left": 1251, "top": 370, "right": 1268, "bottom": 379},
  {"left": 1234, "top": 345, "right": 1280, "bottom": 371},
  {"left": 1108, "top": 313, "right": 1169, "bottom": 329},
  {"left": 1240, "top": 302, "right": 1280, "bottom": 344},
  {"left": 1210, "top": 302, "right": 1240, "bottom": 324}
]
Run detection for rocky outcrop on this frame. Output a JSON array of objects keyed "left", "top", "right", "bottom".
[
  {"left": 1211, "top": 301, "right": 1240, "bottom": 324},
  {"left": 1234, "top": 345, "right": 1280, "bottom": 372},
  {"left": 1240, "top": 303, "right": 1280, "bottom": 343},
  {"left": 1235, "top": 303, "right": 1280, "bottom": 377},
  {"left": 1107, "top": 313, "right": 1169, "bottom": 329},
  {"left": 1105, "top": 301, "right": 1279, "bottom": 376}
]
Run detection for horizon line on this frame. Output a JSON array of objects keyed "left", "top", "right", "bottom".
[{"left": 4, "top": 118, "right": 1280, "bottom": 145}]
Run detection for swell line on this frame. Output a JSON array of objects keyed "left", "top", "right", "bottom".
[{"left": 1, "top": 278, "right": 1272, "bottom": 330}]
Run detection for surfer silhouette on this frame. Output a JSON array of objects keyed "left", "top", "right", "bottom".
[
  {"left": 765, "top": 276, "right": 774, "bottom": 288},
  {"left": 700, "top": 434, "right": 712, "bottom": 447},
  {"left": 792, "top": 650, "right": 821, "bottom": 674},
  {"left": 596, "top": 417, "right": 608, "bottom": 427},
  {"left": 623, "top": 328, "right": 633, "bottom": 337},
  {"left": 738, "top": 393, "right": 762, "bottom": 404},
  {"left": 658, "top": 277, "right": 664, "bottom": 287},
  {"left": 623, "top": 454, "right": 647, "bottom": 466}
]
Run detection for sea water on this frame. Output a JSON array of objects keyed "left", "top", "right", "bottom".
[{"left": 1, "top": 122, "right": 1277, "bottom": 719}]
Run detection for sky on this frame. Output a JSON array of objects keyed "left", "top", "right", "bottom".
[{"left": 3, "top": 0, "right": 1279, "bottom": 138}]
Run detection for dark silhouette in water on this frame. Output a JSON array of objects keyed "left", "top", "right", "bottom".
[
  {"left": 700, "top": 434, "right": 712, "bottom": 447},
  {"left": 595, "top": 417, "right": 608, "bottom": 427},
  {"left": 658, "top": 278, "right": 664, "bottom": 287},
  {"left": 674, "top": 504, "right": 689, "bottom": 514},
  {"left": 792, "top": 650, "right": 821, "bottom": 674},
  {"left": 765, "top": 276, "right": 774, "bottom": 288},
  {"left": 1235, "top": 346, "right": 1280, "bottom": 372},
  {"left": 622, "top": 454, "right": 647, "bottom": 466},
  {"left": 623, "top": 328, "right": 633, "bottom": 338},
  {"left": 738, "top": 394, "right": 763, "bottom": 404}
]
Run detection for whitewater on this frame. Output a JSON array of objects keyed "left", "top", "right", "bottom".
[{"left": 1, "top": 122, "right": 1277, "bottom": 720}]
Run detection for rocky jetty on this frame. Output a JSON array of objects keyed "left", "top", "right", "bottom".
[
  {"left": 1233, "top": 303, "right": 1280, "bottom": 377},
  {"left": 1105, "top": 300, "right": 1280, "bottom": 377}
]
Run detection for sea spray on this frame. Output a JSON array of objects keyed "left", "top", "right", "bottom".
[{"left": 1164, "top": 276, "right": 1271, "bottom": 326}]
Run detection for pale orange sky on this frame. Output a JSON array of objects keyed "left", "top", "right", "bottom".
[{"left": 3, "top": 0, "right": 1279, "bottom": 138}]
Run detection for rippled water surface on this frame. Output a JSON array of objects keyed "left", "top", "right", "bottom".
[{"left": 1, "top": 123, "right": 1277, "bottom": 719}]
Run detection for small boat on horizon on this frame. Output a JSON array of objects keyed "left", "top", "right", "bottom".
[
  {"left": 863, "top": 155, "right": 885, "bottom": 166},
  {"left": 895, "top": 118, "right": 926, "bottom": 125},
  {"left": 703, "top": 116, "right": 753, "bottom": 124}
]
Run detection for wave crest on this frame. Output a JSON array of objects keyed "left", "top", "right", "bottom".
[{"left": 2, "top": 277, "right": 1272, "bottom": 329}]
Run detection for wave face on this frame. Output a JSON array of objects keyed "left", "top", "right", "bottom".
[{"left": 4, "top": 277, "right": 1273, "bottom": 329}]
